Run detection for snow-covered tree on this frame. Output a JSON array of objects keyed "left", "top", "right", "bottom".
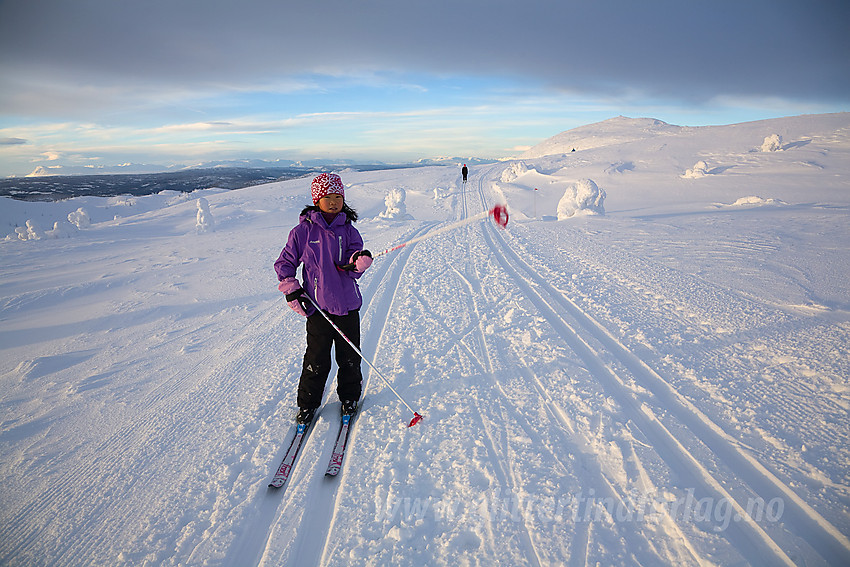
[
  {"left": 379, "top": 188, "right": 410, "bottom": 219},
  {"left": 68, "top": 207, "right": 91, "bottom": 228},
  {"left": 500, "top": 162, "right": 530, "bottom": 183},
  {"left": 761, "top": 134, "right": 782, "bottom": 152},
  {"left": 682, "top": 160, "right": 710, "bottom": 179},
  {"left": 25, "top": 220, "right": 43, "bottom": 240},
  {"left": 557, "top": 179, "right": 605, "bottom": 220},
  {"left": 196, "top": 198, "right": 215, "bottom": 233},
  {"left": 49, "top": 220, "right": 78, "bottom": 238}
]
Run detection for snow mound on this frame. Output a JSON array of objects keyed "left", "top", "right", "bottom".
[
  {"left": 604, "top": 161, "right": 635, "bottom": 174},
  {"left": 761, "top": 134, "right": 783, "bottom": 152},
  {"left": 557, "top": 179, "right": 606, "bottom": 219},
  {"left": 728, "top": 195, "right": 788, "bottom": 207},
  {"left": 433, "top": 186, "right": 450, "bottom": 200},
  {"left": 49, "top": 220, "right": 78, "bottom": 239},
  {"left": 682, "top": 160, "right": 710, "bottom": 179}
]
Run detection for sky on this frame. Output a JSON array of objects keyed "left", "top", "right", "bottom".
[{"left": 1, "top": 0, "right": 848, "bottom": 177}]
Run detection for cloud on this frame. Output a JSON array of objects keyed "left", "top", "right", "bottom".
[
  {"left": 2, "top": 0, "right": 848, "bottom": 177},
  {"left": 1, "top": 0, "right": 848, "bottom": 116}
]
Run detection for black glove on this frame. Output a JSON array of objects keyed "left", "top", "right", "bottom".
[
  {"left": 340, "top": 249, "right": 372, "bottom": 271},
  {"left": 285, "top": 288, "right": 312, "bottom": 313}
]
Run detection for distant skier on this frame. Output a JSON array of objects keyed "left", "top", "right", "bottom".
[
  {"left": 274, "top": 173, "right": 373, "bottom": 425},
  {"left": 461, "top": 164, "right": 468, "bottom": 183}
]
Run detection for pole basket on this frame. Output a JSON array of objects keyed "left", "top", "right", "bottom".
[
  {"left": 491, "top": 205, "right": 509, "bottom": 229},
  {"left": 408, "top": 412, "right": 424, "bottom": 427}
]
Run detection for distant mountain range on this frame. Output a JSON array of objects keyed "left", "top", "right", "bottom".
[
  {"left": 21, "top": 156, "right": 498, "bottom": 178},
  {"left": 2, "top": 158, "right": 500, "bottom": 201}
]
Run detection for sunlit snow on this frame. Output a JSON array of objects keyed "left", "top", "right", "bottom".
[{"left": 2, "top": 113, "right": 849, "bottom": 566}]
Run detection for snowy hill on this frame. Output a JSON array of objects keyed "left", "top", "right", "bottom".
[
  {"left": 2, "top": 113, "right": 850, "bottom": 566},
  {"left": 521, "top": 112, "right": 850, "bottom": 159},
  {"left": 522, "top": 116, "right": 684, "bottom": 157}
]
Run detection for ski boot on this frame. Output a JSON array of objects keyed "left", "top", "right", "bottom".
[
  {"left": 341, "top": 399, "right": 358, "bottom": 416},
  {"left": 296, "top": 407, "right": 315, "bottom": 425}
]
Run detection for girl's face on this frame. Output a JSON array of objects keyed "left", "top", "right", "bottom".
[{"left": 317, "top": 193, "right": 344, "bottom": 214}]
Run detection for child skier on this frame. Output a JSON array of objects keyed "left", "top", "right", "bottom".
[{"left": 274, "top": 173, "right": 372, "bottom": 424}]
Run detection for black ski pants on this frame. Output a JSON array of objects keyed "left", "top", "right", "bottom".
[{"left": 297, "top": 309, "right": 363, "bottom": 410}]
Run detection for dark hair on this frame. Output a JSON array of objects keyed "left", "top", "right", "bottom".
[{"left": 301, "top": 203, "right": 359, "bottom": 222}]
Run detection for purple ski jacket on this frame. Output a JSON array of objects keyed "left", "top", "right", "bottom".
[{"left": 274, "top": 209, "right": 365, "bottom": 316}]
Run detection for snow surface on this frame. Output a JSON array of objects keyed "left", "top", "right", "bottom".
[{"left": 2, "top": 113, "right": 850, "bottom": 566}]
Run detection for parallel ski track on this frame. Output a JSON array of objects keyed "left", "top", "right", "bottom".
[
  {"left": 488, "top": 169, "right": 703, "bottom": 563},
  {"left": 474, "top": 169, "right": 850, "bottom": 565},
  {"left": 448, "top": 171, "right": 645, "bottom": 564},
  {"left": 449, "top": 175, "right": 549, "bottom": 566},
  {"left": 366, "top": 175, "right": 551, "bottom": 564},
  {"left": 455, "top": 236, "right": 700, "bottom": 564},
  {"left": 461, "top": 169, "right": 687, "bottom": 565},
  {"left": 466, "top": 218, "right": 708, "bottom": 565}
]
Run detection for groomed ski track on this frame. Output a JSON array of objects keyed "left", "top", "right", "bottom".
[
  {"left": 2, "top": 162, "right": 849, "bottom": 566},
  {"left": 472, "top": 168, "right": 850, "bottom": 566},
  {"left": 242, "top": 167, "right": 849, "bottom": 566}
]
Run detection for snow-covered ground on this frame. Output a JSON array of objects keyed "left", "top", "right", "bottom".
[{"left": 1, "top": 113, "right": 849, "bottom": 566}]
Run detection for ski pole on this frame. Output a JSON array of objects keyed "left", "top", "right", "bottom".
[
  {"left": 340, "top": 205, "right": 508, "bottom": 270},
  {"left": 377, "top": 203, "right": 507, "bottom": 258},
  {"left": 303, "top": 293, "right": 424, "bottom": 427}
]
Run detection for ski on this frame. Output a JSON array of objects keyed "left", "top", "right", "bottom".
[
  {"left": 268, "top": 421, "right": 311, "bottom": 489},
  {"left": 325, "top": 413, "right": 353, "bottom": 477}
]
